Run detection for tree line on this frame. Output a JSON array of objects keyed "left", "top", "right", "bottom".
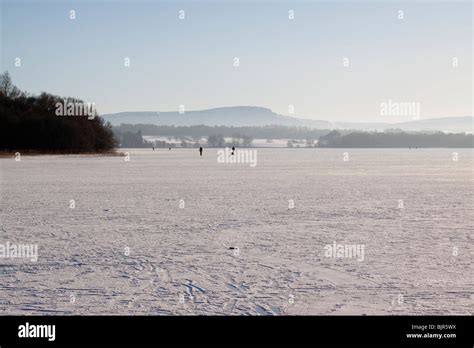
[
  {"left": 114, "top": 126, "right": 473, "bottom": 149},
  {"left": 317, "top": 130, "right": 473, "bottom": 148},
  {"left": 113, "top": 124, "right": 332, "bottom": 140},
  {"left": 0, "top": 71, "right": 117, "bottom": 153},
  {"left": 113, "top": 130, "right": 254, "bottom": 148}
]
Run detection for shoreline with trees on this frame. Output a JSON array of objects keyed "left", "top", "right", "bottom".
[
  {"left": 115, "top": 125, "right": 473, "bottom": 149},
  {"left": 0, "top": 71, "right": 117, "bottom": 155},
  {"left": 317, "top": 130, "right": 473, "bottom": 148}
]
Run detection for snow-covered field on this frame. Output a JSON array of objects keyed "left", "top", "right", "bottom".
[{"left": 0, "top": 148, "right": 472, "bottom": 315}]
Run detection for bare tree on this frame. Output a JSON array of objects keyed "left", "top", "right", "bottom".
[{"left": 0, "top": 71, "right": 22, "bottom": 98}]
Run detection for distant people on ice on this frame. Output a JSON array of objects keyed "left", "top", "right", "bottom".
[{"left": 199, "top": 147, "right": 203, "bottom": 156}]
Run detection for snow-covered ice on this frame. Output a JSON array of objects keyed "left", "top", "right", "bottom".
[{"left": 0, "top": 148, "right": 472, "bottom": 315}]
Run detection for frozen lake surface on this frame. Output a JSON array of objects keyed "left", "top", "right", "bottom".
[{"left": 1, "top": 148, "right": 473, "bottom": 315}]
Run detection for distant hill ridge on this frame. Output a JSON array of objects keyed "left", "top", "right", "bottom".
[
  {"left": 102, "top": 106, "right": 473, "bottom": 133},
  {"left": 103, "top": 106, "right": 333, "bottom": 129}
]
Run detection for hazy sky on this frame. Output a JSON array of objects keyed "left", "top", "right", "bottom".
[{"left": 1, "top": 0, "right": 472, "bottom": 122}]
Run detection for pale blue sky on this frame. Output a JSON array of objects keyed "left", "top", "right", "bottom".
[{"left": 1, "top": 0, "right": 472, "bottom": 122}]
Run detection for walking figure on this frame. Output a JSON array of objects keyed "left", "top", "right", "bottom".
[
  {"left": 199, "top": 147, "right": 203, "bottom": 156},
  {"left": 231, "top": 146, "right": 235, "bottom": 155}
]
